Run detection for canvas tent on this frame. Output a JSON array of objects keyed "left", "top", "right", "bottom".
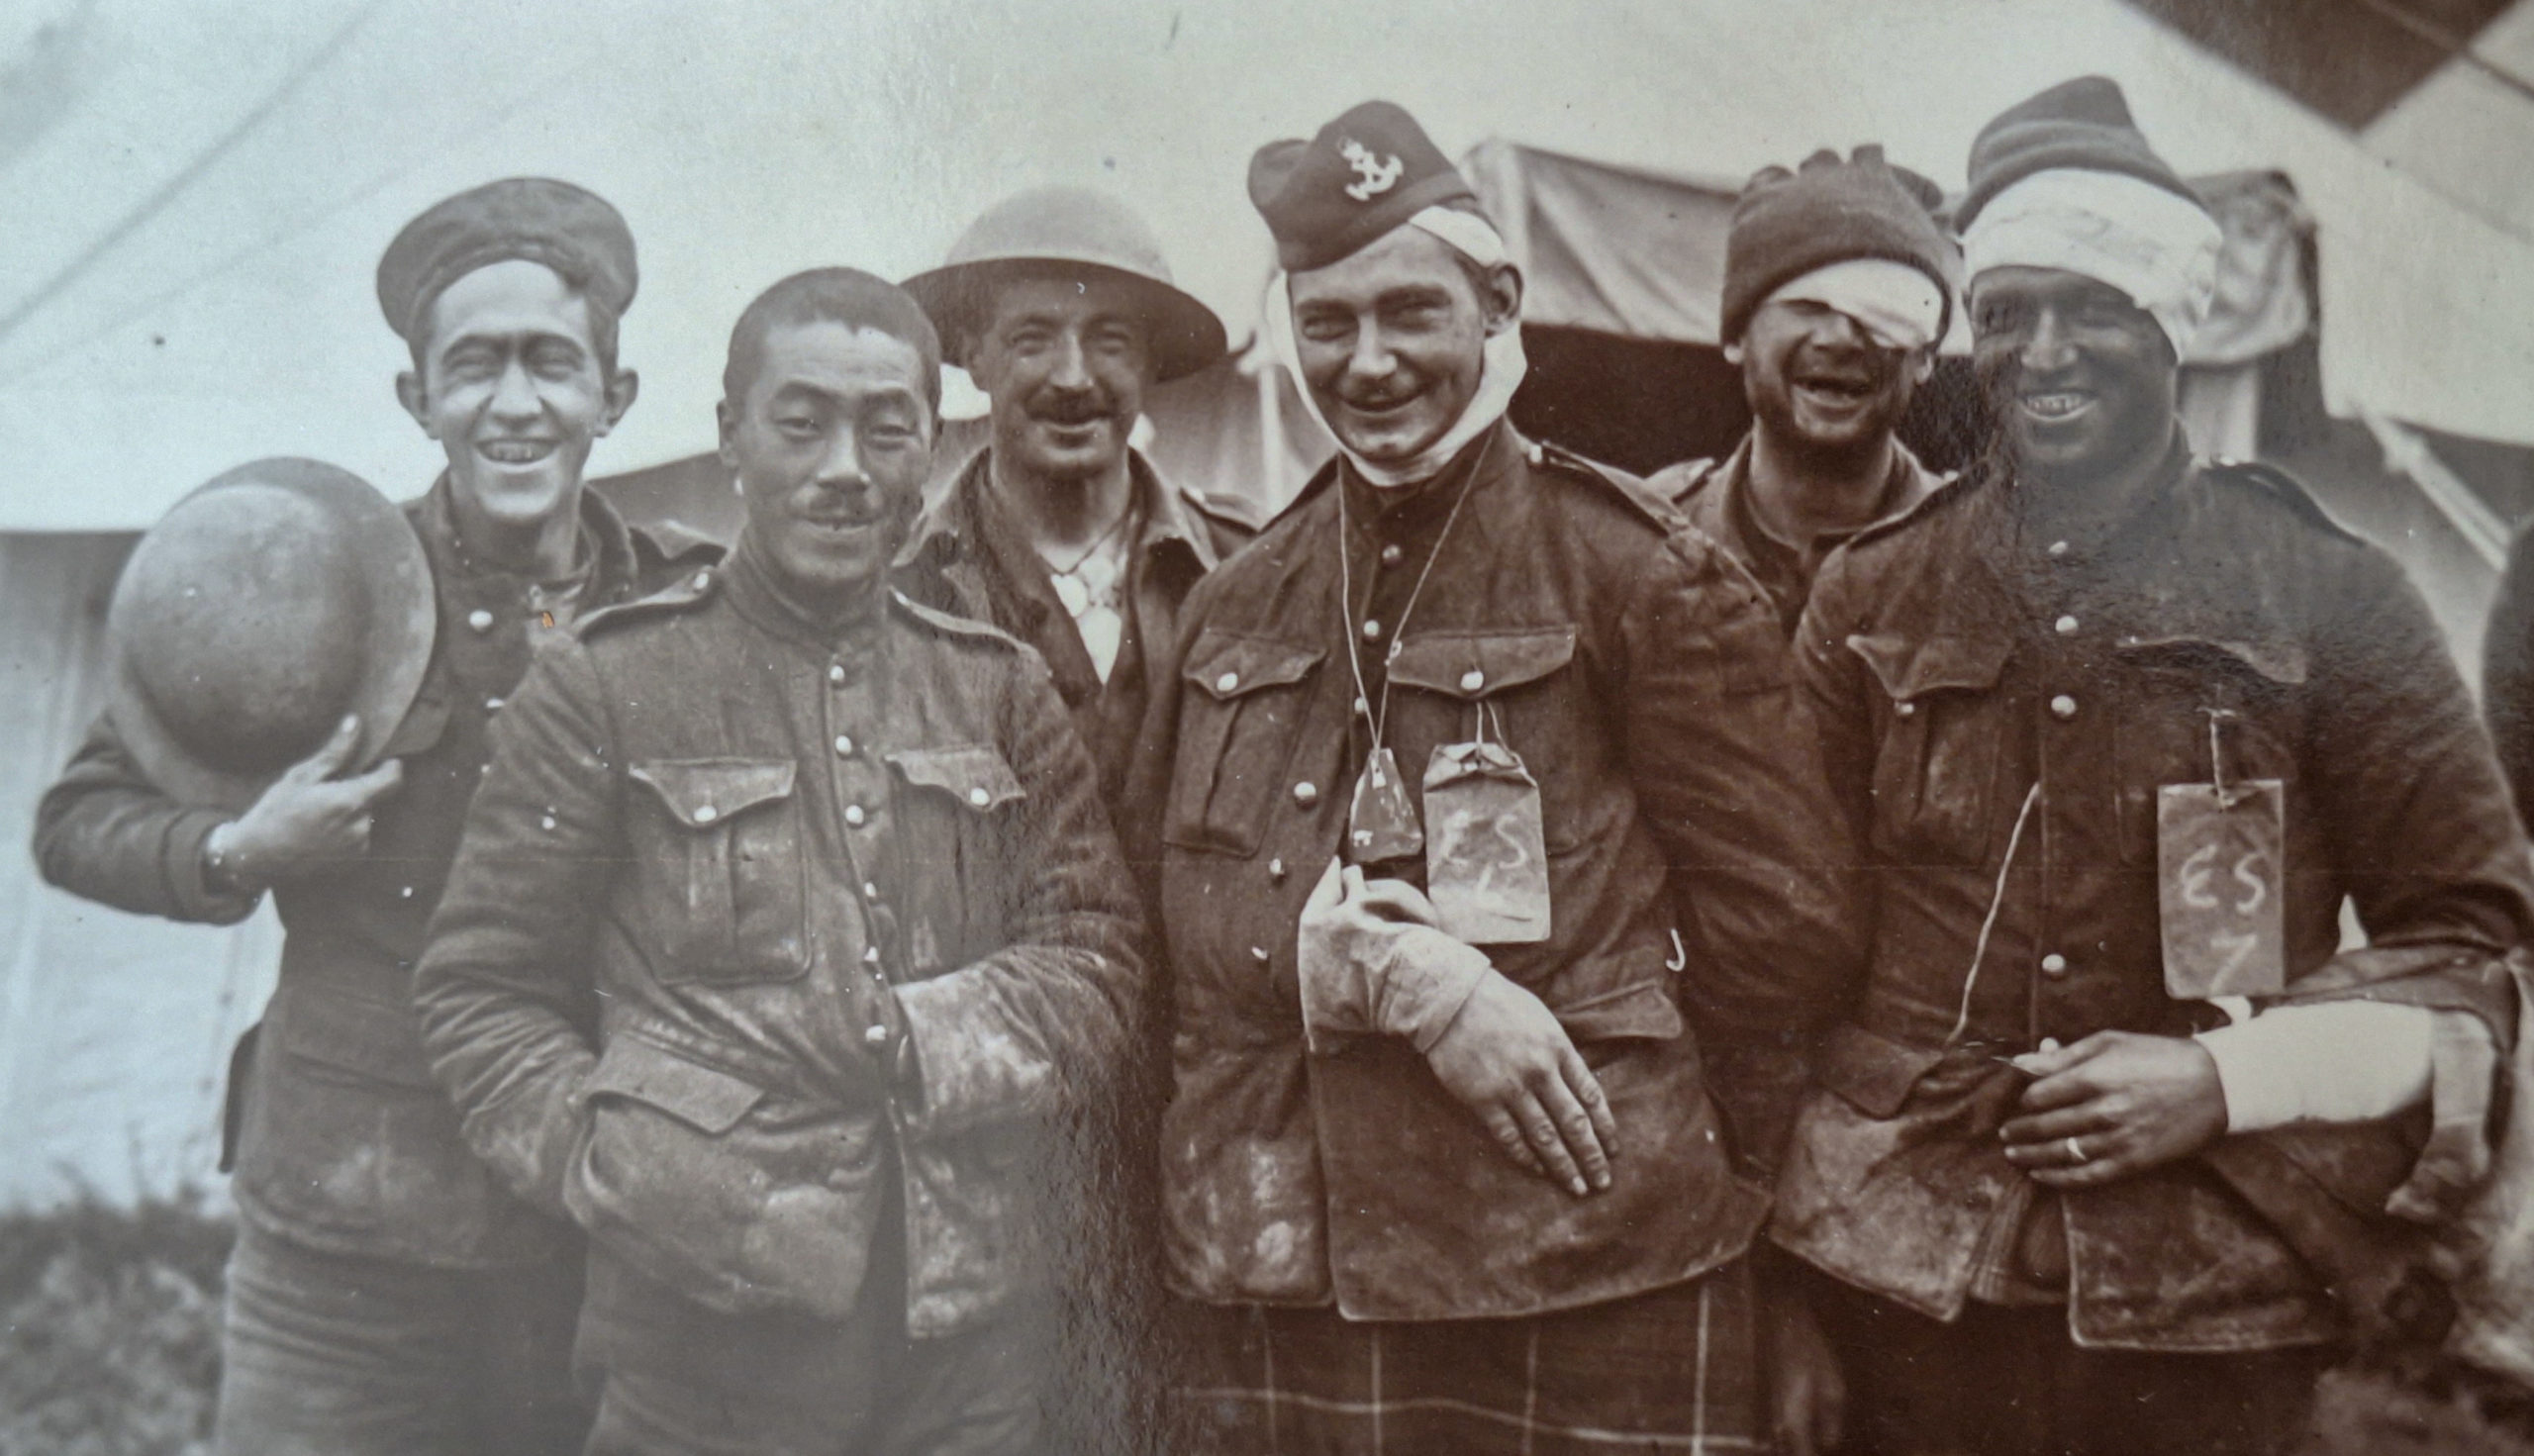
[{"left": 5, "top": 0, "right": 2534, "bottom": 1209}]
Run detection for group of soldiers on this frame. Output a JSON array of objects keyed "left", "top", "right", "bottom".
[{"left": 32, "top": 76, "right": 2534, "bottom": 1456}]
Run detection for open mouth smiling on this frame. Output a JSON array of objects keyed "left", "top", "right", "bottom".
[
  {"left": 2019, "top": 390, "right": 2095, "bottom": 421},
  {"left": 477, "top": 438, "right": 558, "bottom": 465}
]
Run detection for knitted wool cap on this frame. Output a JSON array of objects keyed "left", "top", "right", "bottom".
[
  {"left": 1248, "top": 100, "right": 1482, "bottom": 273},
  {"left": 1955, "top": 75, "right": 2199, "bottom": 232},
  {"left": 377, "top": 178, "right": 635, "bottom": 344},
  {"left": 1720, "top": 145, "right": 1956, "bottom": 346}
]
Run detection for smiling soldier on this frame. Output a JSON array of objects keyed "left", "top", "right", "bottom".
[
  {"left": 1774, "top": 77, "right": 2534, "bottom": 1456},
  {"left": 34, "top": 178, "right": 711, "bottom": 1456},
  {"left": 1127, "top": 100, "right": 1860, "bottom": 1453},
  {"left": 414, "top": 267, "right": 1144, "bottom": 1455}
]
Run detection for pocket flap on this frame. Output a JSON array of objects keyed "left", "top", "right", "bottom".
[
  {"left": 1551, "top": 980, "right": 1685, "bottom": 1042},
  {"left": 585, "top": 1037, "right": 765, "bottom": 1135},
  {"left": 629, "top": 759, "right": 797, "bottom": 829},
  {"left": 1814, "top": 1023, "right": 1947, "bottom": 1118},
  {"left": 1183, "top": 630, "right": 1325, "bottom": 700},
  {"left": 1846, "top": 632, "right": 2012, "bottom": 704},
  {"left": 1388, "top": 627, "right": 1579, "bottom": 699},
  {"left": 888, "top": 744, "right": 1024, "bottom": 812},
  {"left": 2112, "top": 632, "right": 2308, "bottom": 686}
]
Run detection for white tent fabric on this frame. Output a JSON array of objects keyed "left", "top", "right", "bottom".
[{"left": 4, "top": 0, "right": 2534, "bottom": 534}]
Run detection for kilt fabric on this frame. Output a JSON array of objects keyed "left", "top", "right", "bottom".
[{"left": 1172, "top": 1261, "right": 1762, "bottom": 1454}]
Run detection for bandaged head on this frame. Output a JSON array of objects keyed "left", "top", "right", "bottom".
[
  {"left": 1721, "top": 146, "right": 1957, "bottom": 350},
  {"left": 1957, "top": 76, "right": 2221, "bottom": 360},
  {"left": 1249, "top": 101, "right": 1530, "bottom": 487}
]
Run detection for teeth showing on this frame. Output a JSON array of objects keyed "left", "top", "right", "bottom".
[
  {"left": 479, "top": 441, "right": 552, "bottom": 463},
  {"left": 2022, "top": 393, "right": 2092, "bottom": 420}
]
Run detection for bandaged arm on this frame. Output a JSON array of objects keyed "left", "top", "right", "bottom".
[
  {"left": 2194, "top": 1001, "right": 2482, "bottom": 1130},
  {"left": 1296, "top": 861, "right": 1493, "bottom": 1054}
]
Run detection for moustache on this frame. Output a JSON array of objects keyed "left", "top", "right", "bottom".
[{"left": 1023, "top": 391, "right": 1124, "bottom": 428}]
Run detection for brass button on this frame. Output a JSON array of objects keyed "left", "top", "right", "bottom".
[
  {"left": 1352, "top": 696, "right": 1369, "bottom": 717},
  {"left": 1379, "top": 544, "right": 1404, "bottom": 567},
  {"left": 538, "top": 814, "right": 557, "bottom": 831},
  {"left": 828, "top": 664, "right": 847, "bottom": 684},
  {"left": 1269, "top": 857, "right": 1287, "bottom": 883},
  {"left": 1250, "top": 946, "right": 1271, "bottom": 963},
  {"left": 967, "top": 787, "right": 991, "bottom": 807},
  {"left": 863, "top": 881, "right": 881, "bottom": 900},
  {"left": 1217, "top": 670, "right": 1240, "bottom": 694},
  {"left": 692, "top": 571, "right": 713, "bottom": 590},
  {"left": 466, "top": 608, "right": 495, "bottom": 632},
  {"left": 844, "top": 805, "right": 866, "bottom": 827},
  {"left": 833, "top": 734, "right": 854, "bottom": 757},
  {"left": 693, "top": 805, "right": 720, "bottom": 825},
  {"left": 864, "top": 1024, "right": 890, "bottom": 1046},
  {"left": 484, "top": 696, "right": 504, "bottom": 713},
  {"left": 2041, "top": 953, "right": 2070, "bottom": 977},
  {"left": 2046, "top": 539, "right": 2070, "bottom": 559},
  {"left": 1292, "top": 781, "right": 1318, "bottom": 807},
  {"left": 2050, "top": 695, "right": 2078, "bottom": 720},
  {"left": 2055, "top": 615, "right": 2079, "bottom": 634},
  {"left": 864, "top": 945, "right": 881, "bottom": 963},
  {"left": 1896, "top": 701, "right": 1917, "bottom": 718},
  {"left": 1459, "top": 669, "right": 1485, "bottom": 693},
  {"left": 1361, "top": 619, "right": 1383, "bottom": 640}
]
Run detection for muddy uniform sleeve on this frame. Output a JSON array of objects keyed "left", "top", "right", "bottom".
[
  {"left": 413, "top": 640, "right": 621, "bottom": 1216},
  {"left": 894, "top": 647, "right": 1148, "bottom": 1139},
  {"left": 32, "top": 713, "right": 258, "bottom": 924},
  {"left": 1627, "top": 533, "right": 1868, "bottom": 1173}
]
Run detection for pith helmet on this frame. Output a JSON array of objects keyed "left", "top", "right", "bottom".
[
  {"left": 106, "top": 459, "right": 436, "bottom": 812},
  {"left": 902, "top": 186, "right": 1228, "bottom": 383}
]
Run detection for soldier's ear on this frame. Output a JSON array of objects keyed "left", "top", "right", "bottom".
[
  {"left": 1910, "top": 349, "right": 1938, "bottom": 384},
  {"left": 395, "top": 371, "right": 434, "bottom": 437},
  {"left": 597, "top": 369, "right": 640, "bottom": 437},
  {"left": 1480, "top": 261, "right": 1523, "bottom": 337}
]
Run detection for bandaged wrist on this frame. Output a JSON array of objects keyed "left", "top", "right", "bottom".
[
  {"left": 2195, "top": 1001, "right": 2435, "bottom": 1132},
  {"left": 1372, "top": 927, "right": 1495, "bottom": 1053}
]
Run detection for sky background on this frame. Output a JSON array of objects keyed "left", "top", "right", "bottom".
[{"left": 3, "top": 0, "right": 2531, "bottom": 529}]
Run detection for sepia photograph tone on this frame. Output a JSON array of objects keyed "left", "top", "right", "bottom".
[{"left": 5, "top": 1, "right": 2534, "bottom": 1451}]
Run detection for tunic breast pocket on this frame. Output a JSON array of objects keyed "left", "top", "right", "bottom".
[
  {"left": 2109, "top": 636, "right": 2305, "bottom": 864},
  {"left": 628, "top": 759, "right": 810, "bottom": 986},
  {"left": 1165, "top": 631, "right": 1326, "bottom": 857},
  {"left": 886, "top": 744, "right": 1027, "bottom": 975},
  {"left": 1387, "top": 627, "right": 1581, "bottom": 851},
  {"left": 1848, "top": 632, "right": 2014, "bottom": 867}
]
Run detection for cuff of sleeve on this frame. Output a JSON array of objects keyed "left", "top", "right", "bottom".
[
  {"left": 1378, "top": 928, "right": 1493, "bottom": 1054},
  {"left": 2196, "top": 1001, "right": 2435, "bottom": 1133},
  {"left": 167, "top": 811, "right": 260, "bottom": 923},
  {"left": 893, "top": 966, "right": 1055, "bottom": 1137}
]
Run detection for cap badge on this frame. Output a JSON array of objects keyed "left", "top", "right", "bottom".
[{"left": 1339, "top": 139, "right": 1404, "bottom": 201}]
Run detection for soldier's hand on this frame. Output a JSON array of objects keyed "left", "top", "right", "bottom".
[
  {"left": 208, "top": 715, "right": 404, "bottom": 890},
  {"left": 1998, "top": 1030, "right": 2227, "bottom": 1188},
  {"left": 1423, "top": 972, "right": 1618, "bottom": 1198}
]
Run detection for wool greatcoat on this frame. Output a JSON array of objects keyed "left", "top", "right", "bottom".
[
  {"left": 1125, "top": 420, "right": 1865, "bottom": 1322},
  {"left": 1776, "top": 444, "right": 2533, "bottom": 1350}
]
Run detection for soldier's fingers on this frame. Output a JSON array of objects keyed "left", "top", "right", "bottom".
[
  {"left": 296, "top": 714, "right": 363, "bottom": 780},
  {"left": 1305, "top": 857, "right": 1346, "bottom": 914},
  {"left": 1482, "top": 1108, "right": 1545, "bottom": 1177},
  {"left": 2011, "top": 1062, "right": 2109, "bottom": 1115},
  {"left": 1558, "top": 1044, "right": 1621, "bottom": 1161},
  {"left": 1998, "top": 1103, "right": 2109, "bottom": 1151},
  {"left": 1352, "top": 877, "right": 1441, "bottom": 927},
  {"left": 1513, "top": 1088, "right": 1590, "bottom": 1197},
  {"left": 341, "top": 757, "right": 404, "bottom": 805},
  {"left": 1537, "top": 1070, "right": 1612, "bottom": 1193}
]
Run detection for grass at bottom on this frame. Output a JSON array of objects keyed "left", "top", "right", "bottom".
[{"left": 0, "top": 1190, "right": 230, "bottom": 1456}]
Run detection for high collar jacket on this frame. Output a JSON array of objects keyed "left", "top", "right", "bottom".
[
  {"left": 33, "top": 478, "right": 711, "bottom": 1268},
  {"left": 1776, "top": 448, "right": 2533, "bottom": 1350},
  {"left": 1125, "top": 421, "right": 1865, "bottom": 1321},
  {"left": 411, "top": 546, "right": 1144, "bottom": 1337},
  {"left": 895, "top": 445, "right": 1255, "bottom": 817}
]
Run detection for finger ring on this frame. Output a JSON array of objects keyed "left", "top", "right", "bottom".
[{"left": 2065, "top": 1135, "right": 2088, "bottom": 1164}]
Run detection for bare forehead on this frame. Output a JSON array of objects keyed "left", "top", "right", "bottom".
[
  {"left": 424, "top": 258, "right": 596, "bottom": 351},
  {"left": 752, "top": 319, "right": 929, "bottom": 403},
  {"left": 1289, "top": 226, "right": 1471, "bottom": 311}
]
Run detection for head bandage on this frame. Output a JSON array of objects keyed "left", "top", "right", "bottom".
[
  {"left": 1267, "top": 207, "right": 1530, "bottom": 488},
  {"left": 1762, "top": 257, "right": 1946, "bottom": 352},
  {"left": 1962, "top": 169, "right": 2221, "bottom": 359}
]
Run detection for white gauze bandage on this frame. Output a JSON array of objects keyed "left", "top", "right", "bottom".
[
  {"left": 1764, "top": 257, "right": 1946, "bottom": 352},
  {"left": 1962, "top": 169, "right": 2222, "bottom": 360},
  {"left": 1266, "top": 206, "right": 1531, "bottom": 488}
]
